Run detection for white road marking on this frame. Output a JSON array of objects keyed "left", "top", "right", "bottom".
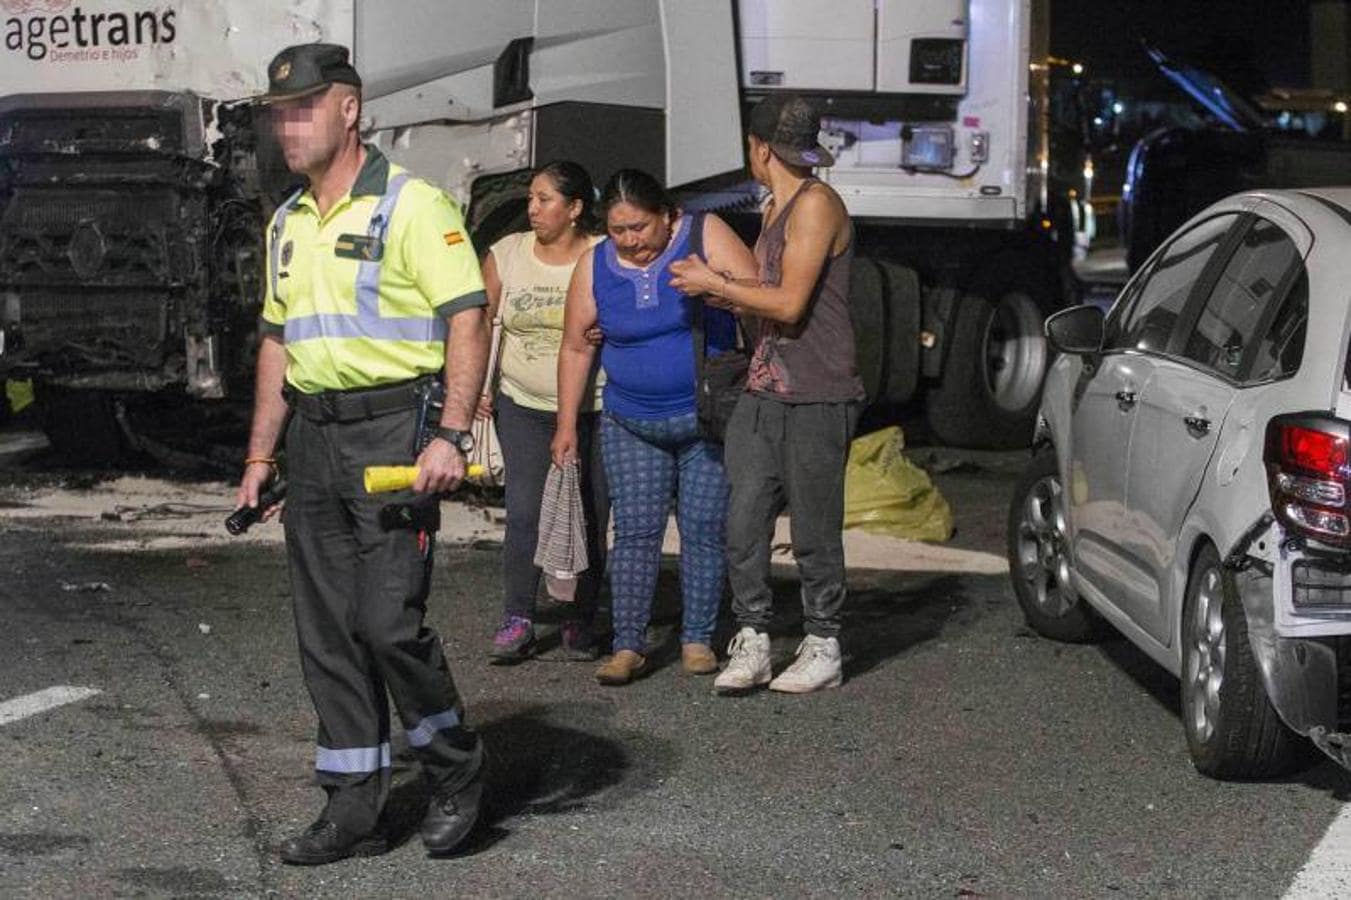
[
  {"left": 0, "top": 686, "right": 101, "bottom": 726},
  {"left": 1285, "top": 803, "right": 1351, "bottom": 897}
]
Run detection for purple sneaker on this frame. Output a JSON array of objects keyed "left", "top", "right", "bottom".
[
  {"left": 489, "top": 615, "right": 535, "bottom": 663},
  {"left": 559, "top": 621, "right": 599, "bottom": 661}
]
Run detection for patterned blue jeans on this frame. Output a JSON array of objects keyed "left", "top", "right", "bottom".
[{"left": 601, "top": 411, "right": 729, "bottom": 653}]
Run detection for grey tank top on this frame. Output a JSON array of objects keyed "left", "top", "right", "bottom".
[{"left": 747, "top": 179, "right": 865, "bottom": 404}]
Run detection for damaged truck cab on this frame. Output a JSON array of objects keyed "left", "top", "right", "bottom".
[
  {"left": 0, "top": 3, "right": 314, "bottom": 462},
  {"left": 1, "top": 0, "right": 1077, "bottom": 462},
  {"left": 0, "top": 92, "right": 269, "bottom": 397},
  {"left": 0, "top": 0, "right": 746, "bottom": 462}
]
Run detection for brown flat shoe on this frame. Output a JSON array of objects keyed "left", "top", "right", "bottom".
[
  {"left": 681, "top": 643, "right": 718, "bottom": 675},
  {"left": 595, "top": 650, "right": 647, "bottom": 686}
]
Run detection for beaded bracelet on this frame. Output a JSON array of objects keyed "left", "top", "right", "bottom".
[{"left": 244, "top": 457, "right": 278, "bottom": 475}]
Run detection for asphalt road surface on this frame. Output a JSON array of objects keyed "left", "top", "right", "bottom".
[{"left": 1, "top": 443, "right": 1348, "bottom": 898}]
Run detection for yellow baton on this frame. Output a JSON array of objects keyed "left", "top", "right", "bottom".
[{"left": 364, "top": 464, "right": 486, "bottom": 494}]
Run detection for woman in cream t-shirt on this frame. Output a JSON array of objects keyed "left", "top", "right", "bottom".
[{"left": 479, "top": 160, "right": 607, "bottom": 662}]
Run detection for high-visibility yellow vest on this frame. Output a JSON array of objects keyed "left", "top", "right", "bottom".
[{"left": 260, "top": 147, "right": 486, "bottom": 394}]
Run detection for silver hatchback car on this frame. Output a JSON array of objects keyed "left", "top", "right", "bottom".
[{"left": 1009, "top": 188, "right": 1351, "bottom": 779}]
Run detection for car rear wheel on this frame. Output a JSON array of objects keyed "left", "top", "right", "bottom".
[
  {"left": 1007, "top": 447, "right": 1107, "bottom": 642},
  {"left": 1180, "top": 543, "right": 1308, "bottom": 779}
]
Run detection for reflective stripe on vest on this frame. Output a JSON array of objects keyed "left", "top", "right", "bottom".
[
  {"left": 277, "top": 173, "right": 450, "bottom": 345},
  {"left": 268, "top": 187, "right": 304, "bottom": 304}
]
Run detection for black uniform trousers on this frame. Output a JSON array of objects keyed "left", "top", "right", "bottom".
[{"left": 283, "top": 402, "right": 482, "bottom": 835}]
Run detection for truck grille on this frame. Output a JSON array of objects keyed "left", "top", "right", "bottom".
[
  {"left": 15, "top": 291, "right": 169, "bottom": 368},
  {"left": 0, "top": 188, "right": 183, "bottom": 286},
  {"left": 3, "top": 105, "right": 186, "bottom": 154},
  {"left": 0, "top": 95, "right": 211, "bottom": 376}
]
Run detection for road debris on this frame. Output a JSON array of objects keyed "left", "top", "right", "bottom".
[
  {"left": 101, "top": 502, "right": 233, "bottom": 523},
  {"left": 59, "top": 581, "right": 111, "bottom": 593},
  {"left": 916, "top": 450, "right": 981, "bottom": 475}
]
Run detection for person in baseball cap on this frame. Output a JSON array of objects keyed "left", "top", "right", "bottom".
[
  {"left": 257, "top": 42, "right": 362, "bottom": 104},
  {"left": 746, "top": 94, "right": 835, "bottom": 168},
  {"left": 670, "top": 92, "right": 862, "bottom": 696}
]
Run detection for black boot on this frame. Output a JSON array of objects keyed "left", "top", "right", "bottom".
[
  {"left": 278, "top": 818, "right": 387, "bottom": 866},
  {"left": 421, "top": 779, "right": 483, "bottom": 856}
]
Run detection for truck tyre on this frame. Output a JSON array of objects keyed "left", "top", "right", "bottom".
[
  {"left": 1181, "top": 543, "right": 1309, "bottom": 779},
  {"left": 468, "top": 170, "right": 531, "bottom": 253},
  {"left": 1007, "top": 446, "right": 1109, "bottom": 643},
  {"left": 875, "top": 260, "right": 921, "bottom": 405},
  {"left": 36, "top": 385, "right": 131, "bottom": 468},
  {"left": 849, "top": 257, "right": 887, "bottom": 404},
  {"left": 926, "top": 290, "right": 1047, "bottom": 449}
]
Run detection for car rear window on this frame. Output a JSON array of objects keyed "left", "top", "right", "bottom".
[
  {"left": 1117, "top": 214, "right": 1236, "bottom": 354},
  {"left": 1249, "top": 270, "right": 1307, "bottom": 383},
  {"left": 1182, "top": 217, "right": 1303, "bottom": 381}
]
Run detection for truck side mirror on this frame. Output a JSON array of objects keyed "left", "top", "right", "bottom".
[{"left": 1045, "top": 305, "right": 1104, "bottom": 356}]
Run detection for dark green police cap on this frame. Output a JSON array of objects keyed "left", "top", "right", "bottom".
[{"left": 257, "top": 43, "right": 362, "bottom": 104}]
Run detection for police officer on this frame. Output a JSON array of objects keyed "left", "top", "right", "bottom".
[{"left": 236, "top": 43, "right": 489, "bottom": 865}]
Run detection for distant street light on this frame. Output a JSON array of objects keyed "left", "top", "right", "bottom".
[
  {"left": 1335, "top": 100, "right": 1349, "bottom": 114},
  {"left": 1112, "top": 101, "right": 1126, "bottom": 115},
  {"left": 1072, "top": 63, "right": 1084, "bottom": 76}
]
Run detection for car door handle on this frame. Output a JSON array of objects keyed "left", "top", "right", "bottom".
[
  {"left": 1115, "top": 390, "right": 1137, "bottom": 409},
  {"left": 1184, "top": 415, "right": 1211, "bottom": 436}
]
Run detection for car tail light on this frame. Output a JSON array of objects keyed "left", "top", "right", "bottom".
[{"left": 1265, "top": 413, "right": 1351, "bottom": 546}]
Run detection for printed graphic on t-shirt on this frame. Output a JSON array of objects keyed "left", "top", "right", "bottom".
[
  {"left": 747, "top": 324, "right": 791, "bottom": 395},
  {"left": 501, "top": 282, "right": 567, "bottom": 362}
]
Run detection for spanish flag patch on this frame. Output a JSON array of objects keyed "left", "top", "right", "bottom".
[{"left": 443, "top": 231, "right": 465, "bottom": 247}]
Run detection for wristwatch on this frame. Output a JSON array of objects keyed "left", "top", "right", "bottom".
[{"left": 433, "top": 427, "right": 475, "bottom": 455}]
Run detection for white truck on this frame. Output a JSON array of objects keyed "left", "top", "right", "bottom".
[{"left": 0, "top": 0, "right": 1073, "bottom": 463}]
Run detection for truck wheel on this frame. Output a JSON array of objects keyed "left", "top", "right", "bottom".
[
  {"left": 849, "top": 257, "right": 887, "bottom": 404},
  {"left": 876, "top": 260, "right": 921, "bottom": 405},
  {"left": 1007, "top": 446, "right": 1108, "bottom": 643},
  {"left": 36, "top": 385, "right": 132, "bottom": 468},
  {"left": 468, "top": 170, "right": 531, "bottom": 253},
  {"left": 1181, "top": 544, "right": 1309, "bottom": 779},
  {"left": 926, "top": 290, "right": 1048, "bottom": 449}
]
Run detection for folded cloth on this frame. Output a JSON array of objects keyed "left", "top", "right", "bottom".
[{"left": 534, "top": 460, "right": 589, "bottom": 601}]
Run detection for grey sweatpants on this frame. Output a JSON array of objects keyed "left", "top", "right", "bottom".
[
  {"left": 284, "top": 406, "right": 482, "bottom": 834},
  {"left": 723, "top": 392, "right": 860, "bottom": 639}
]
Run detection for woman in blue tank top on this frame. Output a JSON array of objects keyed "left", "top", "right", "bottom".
[{"left": 552, "top": 169, "right": 759, "bottom": 685}]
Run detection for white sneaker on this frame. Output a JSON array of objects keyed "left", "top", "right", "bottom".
[
  {"left": 713, "top": 627, "right": 772, "bottom": 694},
  {"left": 768, "top": 635, "right": 842, "bottom": 693}
]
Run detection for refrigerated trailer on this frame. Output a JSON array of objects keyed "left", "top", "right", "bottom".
[{"left": 0, "top": 0, "right": 1074, "bottom": 462}]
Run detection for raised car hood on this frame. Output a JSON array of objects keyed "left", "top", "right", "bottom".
[{"left": 1144, "top": 42, "right": 1267, "bottom": 133}]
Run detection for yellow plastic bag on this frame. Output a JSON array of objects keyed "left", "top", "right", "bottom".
[
  {"left": 844, "top": 426, "right": 952, "bottom": 542},
  {"left": 5, "top": 379, "right": 33, "bottom": 414}
]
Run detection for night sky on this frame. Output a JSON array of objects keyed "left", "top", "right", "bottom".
[{"left": 1051, "top": 0, "right": 1314, "bottom": 92}]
